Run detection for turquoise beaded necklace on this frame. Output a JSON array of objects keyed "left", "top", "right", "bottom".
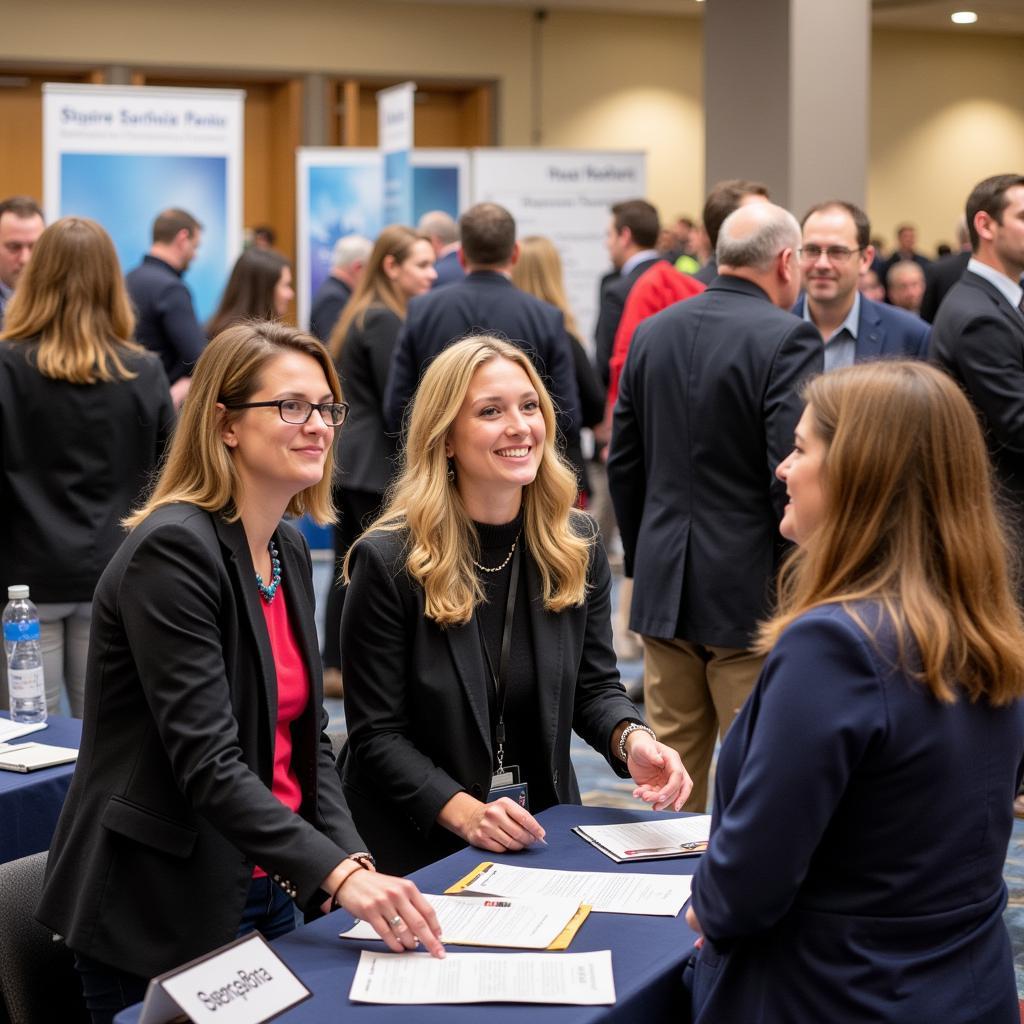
[{"left": 255, "top": 540, "right": 282, "bottom": 602}]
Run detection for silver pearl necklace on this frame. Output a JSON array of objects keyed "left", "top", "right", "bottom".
[{"left": 473, "top": 530, "right": 521, "bottom": 574}]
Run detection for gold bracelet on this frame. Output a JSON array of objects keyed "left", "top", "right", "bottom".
[{"left": 331, "top": 861, "right": 366, "bottom": 909}]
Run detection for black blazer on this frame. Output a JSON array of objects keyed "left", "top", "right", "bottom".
[
  {"left": 920, "top": 251, "right": 970, "bottom": 323},
  {"left": 0, "top": 341, "right": 174, "bottom": 603},
  {"left": 383, "top": 271, "right": 580, "bottom": 438},
  {"left": 608, "top": 275, "right": 823, "bottom": 648},
  {"left": 309, "top": 275, "right": 352, "bottom": 344},
  {"left": 593, "top": 257, "right": 662, "bottom": 385},
  {"left": 37, "top": 505, "right": 364, "bottom": 980},
  {"left": 125, "top": 255, "right": 207, "bottom": 383},
  {"left": 930, "top": 270, "right": 1024, "bottom": 510},
  {"left": 336, "top": 522, "right": 640, "bottom": 875},
  {"left": 335, "top": 305, "right": 402, "bottom": 494}
]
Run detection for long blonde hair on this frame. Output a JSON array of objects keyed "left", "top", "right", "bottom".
[
  {"left": 758, "top": 360, "right": 1024, "bottom": 706},
  {"left": 125, "top": 321, "right": 341, "bottom": 529},
  {"left": 328, "top": 226, "right": 428, "bottom": 359},
  {"left": 349, "top": 336, "right": 590, "bottom": 625},
  {"left": 511, "top": 235, "right": 581, "bottom": 341},
  {"left": 0, "top": 217, "right": 140, "bottom": 384}
]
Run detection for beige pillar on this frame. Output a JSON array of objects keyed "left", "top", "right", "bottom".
[{"left": 704, "top": 0, "right": 870, "bottom": 214}]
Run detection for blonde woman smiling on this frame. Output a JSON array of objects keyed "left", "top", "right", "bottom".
[{"left": 337, "top": 335, "right": 691, "bottom": 875}]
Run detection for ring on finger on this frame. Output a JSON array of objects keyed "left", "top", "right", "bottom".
[{"left": 388, "top": 915, "right": 403, "bottom": 929}]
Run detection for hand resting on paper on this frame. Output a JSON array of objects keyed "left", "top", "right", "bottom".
[
  {"left": 438, "top": 791, "right": 546, "bottom": 853},
  {"left": 625, "top": 731, "right": 693, "bottom": 811},
  {"left": 325, "top": 860, "right": 445, "bottom": 958}
]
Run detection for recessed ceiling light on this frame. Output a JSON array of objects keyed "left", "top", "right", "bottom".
[{"left": 951, "top": 11, "right": 978, "bottom": 24}]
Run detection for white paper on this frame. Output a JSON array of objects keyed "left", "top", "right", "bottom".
[
  {"left": 574, "top": 815, "right": 712, "bottom": 861},
  {"left": 0, "top": 719, "right": 47, "bottom": 745},
  {"left": 349, "top": 949, "right": 615, "bottom": 1005},
  {"left": 0, "top": 742, "right": 78, "bottom": 772},
  {"left": 339, "top": 893, "right": 582, "bottom": 950},
  {"left": 458, "top": 862, "right": 691, "bottom": 917}
]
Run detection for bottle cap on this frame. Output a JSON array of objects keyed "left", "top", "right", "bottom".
[{"left": 7, "top": 585, "right": 29, "bottom": 600}]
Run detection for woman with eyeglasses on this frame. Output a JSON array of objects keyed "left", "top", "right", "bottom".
[
  {"left": 0, "top": 216, "right": 174, "bottom": 717},
  {"left": 38, "top": 321, "right": 443, "bottom": 1024}
]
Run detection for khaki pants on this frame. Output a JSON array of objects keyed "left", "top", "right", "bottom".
[{"left": 642, "top": 635, "right": 764, "bottom": 813}]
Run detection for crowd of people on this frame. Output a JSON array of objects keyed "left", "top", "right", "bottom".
[{"left": 1, "top": 170, "right": 1023, "bottom": 1023}]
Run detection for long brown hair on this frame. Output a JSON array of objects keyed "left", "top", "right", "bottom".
[
  {"left": 205, "top": 248, "right": 290, "bottom": 340},
  {"left": 328, "top": 225, "right": 428, "bottom": 359},
  {"left": 0, "top": 217, "right": 140, "bottom": 384},
  {"left": 126, "top": 320, "right": 341, "bottom": 529},
  {"left": 511, "top": 235, "right": 581, "bottom": 341},
  {"left": 758, "top": 360, "right": 1024, "bottom": 706},
  {"left": 349, "top": 336, "right": 590, "bottom": 625}
]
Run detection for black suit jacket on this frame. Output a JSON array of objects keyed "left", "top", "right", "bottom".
[
  {"left": 920, "top": 251, "right": 970, "bottom": 323},
  {"left": 0, "top": 341, "right": 173, "bottom": 603},
  {"left": 608, "top": 275, "right": 824, "bottom": 648},
  {"left": 337, "top": 523, "right": 639, "bottom": 875},
  {"left": 335, "top": 305, "right": 402, "bottom": 494},
  {"left": 37, "top": 505, "right": 363, "bottom": 979},
  {"left": 593, "top": 257, "right": 662, "bottom": 385},
  {"left": 125, "top": 255, "right": 207, "bottom": 383},
  {"left": 309, "top": 275, "right": 352, "bottom": 343},
  {"left": 930, "top": 269, "right": 1024, "bottom": 510},
  {"left": 383, "top": 271, "right": 580, "bottom": 437}
]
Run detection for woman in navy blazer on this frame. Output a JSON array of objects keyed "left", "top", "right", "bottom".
[
  {"left": 38, "top": 322, "right": 442, "bottom": 1024},
  {"left": 338, "top": 336, "right": 691, "bottom": 875},
  {"left": 686, "top": 360, "right": 1024, "bottom": 1023}
]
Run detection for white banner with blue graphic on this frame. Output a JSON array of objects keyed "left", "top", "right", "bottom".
[
  {"left": 42, "top": 83, "right": 244, "bottom": 322},
  {"left": 377, "top": 81, "right": 416, "bottom": 227}
]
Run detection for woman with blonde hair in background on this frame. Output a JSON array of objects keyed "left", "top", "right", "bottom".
[
  {"left": 320, "top": 226, "right": 436, "bottom": 696},
  {"left": 511, "top": 235, "right": 604, "bottom": 498},
  {"left": 0, "top": 216, "right": 173, "bottom": 716},
  {"left": 685, "top": 361, "right": 1024, "bottom": 1022},
  {"left": 336, "top": 335, "right": 690, "bottom": 875},
  {"left": 38, "top": 321, "right": 443, "bottom": 1024}
]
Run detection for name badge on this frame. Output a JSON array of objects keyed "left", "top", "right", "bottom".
[
  {"left": 138, "top": 932, "right": 310, "bottom": 1024},
  {"left": 490, "top": 781, "right": 530, "bottom": 809}
]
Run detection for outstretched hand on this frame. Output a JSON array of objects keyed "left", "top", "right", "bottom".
[{"left": 626, "top": 734, "right": 692, "bottom": 811}]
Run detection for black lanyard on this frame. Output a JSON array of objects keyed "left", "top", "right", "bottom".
[{"left": 476, "top": 544, "right": 521, "bottom": 775}]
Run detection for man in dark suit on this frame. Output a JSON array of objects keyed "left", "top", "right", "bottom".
[
  {"left": 308, "top": 233, "right": 371, "bottom": 342},
  {"left": 0, "top": 195, "right": 44, "bottom": 326},
  {"left": 418, "top": 209, "right": 464, "bottom": 288},
  {"left": 794, "top": 200, "right": 930, "bottom": 367},
  {"left": 692, "top": 179, "right": 770, "bottom": 285},
  {"left": 593, "top": 199, "right": 663, "bottom": 387},
  {"left": 384, "top": 202, "right": 579, "bottom": 438},
  {"left": 932, "top": 173, "right": 1024, "bottom": 516},
  {"left": 920, "top": 221, "right": 971, "bottom": 322},
  {"left": 608, "top": 202, "right": 823, "bottom": 812},
  {"left": 125, "top": 208, "right": 206, "bottom": 409}
]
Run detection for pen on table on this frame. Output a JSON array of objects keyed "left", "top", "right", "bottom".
[{"left": 624, "top": 841, "right": 707, "bottom": 855}]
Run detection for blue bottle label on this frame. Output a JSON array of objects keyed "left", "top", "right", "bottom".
[{"left": 3, "top": 620, "right": 40, "bottom": 642}]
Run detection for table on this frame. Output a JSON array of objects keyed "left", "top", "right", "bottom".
[
  {"left": 0, "top": 712, "right": 82, "bottom": 864},
  {"left": 116, "top": 804, "right": 700, "bottom": 1023}
]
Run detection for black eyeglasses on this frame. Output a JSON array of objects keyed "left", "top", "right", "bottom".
[
  {"left": 798, "top": 245, "right": 864, "bottom": 264},
  {"left": 224, "top": 399, "right": 349, "bottom": 426}
]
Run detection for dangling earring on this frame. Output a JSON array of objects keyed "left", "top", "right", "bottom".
[{"left": 447, "top": 458, "right": 456, "bottom": 483}]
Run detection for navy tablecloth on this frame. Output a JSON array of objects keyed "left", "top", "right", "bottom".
[
  {"left": 0, "top": 712, "right": 82, "bottom": 864},
  {"left": 116, "top": 804, "right": 699, "bottom": 1023}
]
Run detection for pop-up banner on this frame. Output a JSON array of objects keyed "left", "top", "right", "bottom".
[
  {"left": 295, "top": 147, "right": 470, "bottom": 330},
  {"left": 472, "top": 149, "right": 646, "bottom": 345},
  {"left": 43, "top": 83, "right": 244, "bottom": 322},
  {"left": 378, "top": 81, "right": 416, "bottom": 226}
]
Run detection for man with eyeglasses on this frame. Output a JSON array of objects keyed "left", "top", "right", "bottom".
[{"left": 794, "top": 201, "right": 930, "bottom": 372}]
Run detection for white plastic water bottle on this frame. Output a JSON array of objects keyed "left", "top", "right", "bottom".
[{"left": 3, "top": 585, "right": 46, "bottom": 724}]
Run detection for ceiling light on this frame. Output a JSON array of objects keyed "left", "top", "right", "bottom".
[{"left": 950, "top": 11, "right": 978, "bottom": 24}]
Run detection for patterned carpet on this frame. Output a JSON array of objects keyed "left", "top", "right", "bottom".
[{"left": 313, "top": 554, "right": 1024, "bottom": 998}]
